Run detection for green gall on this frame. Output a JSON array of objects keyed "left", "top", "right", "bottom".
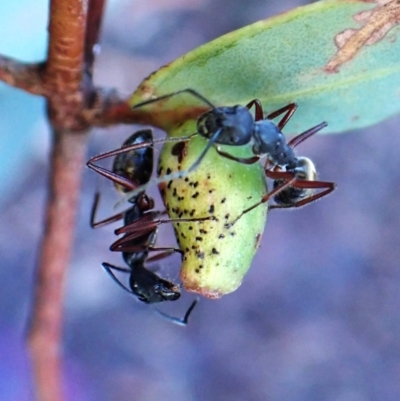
[{"left": 158, "top": 120, "right": 268, "bottom": 299}]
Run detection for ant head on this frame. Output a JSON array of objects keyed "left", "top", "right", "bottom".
[
  {"left": 112, "top": 129, "right": 154, "bottom": 194},
  {"left": 130, "top": 269, "right": 181, "bottom": 304},
  {"left": 197, "top": 105, "right": 253, "bottom": 145}
]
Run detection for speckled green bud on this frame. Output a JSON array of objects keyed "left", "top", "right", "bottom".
[{"left": 158, "top": 120, "right": 268, "bottom": 299}]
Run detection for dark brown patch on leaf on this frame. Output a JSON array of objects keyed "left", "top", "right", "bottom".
[
  {"left": 325, "top": 1, "right": 400, "bottom": 73},
  {"left": 171, "top": 141, "right": 188, "bottom": 163}
]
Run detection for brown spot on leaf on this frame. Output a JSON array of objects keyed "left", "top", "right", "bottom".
[
  {"left": 255, "top": 232, "right": 263, "bottom": 249},
  {"left": 171, "top": 141, "right": 188, "bottom": 163},
  {"left": 325, "top": 0, "right": 400, "bottom": 73}
]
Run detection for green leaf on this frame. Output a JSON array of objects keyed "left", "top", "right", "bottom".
[{"left": 130, "top": 0, "right": 400, "bottom": 134}]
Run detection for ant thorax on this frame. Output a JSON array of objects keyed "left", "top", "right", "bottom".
[{"left": 253, "top": 120, "right": 296, "bottom": 167}]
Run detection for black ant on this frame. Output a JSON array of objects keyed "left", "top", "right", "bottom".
[
  {"left": 110, "top": 88, "right": 335, "bottom": 217},
  {"left": 226, "top": 131, "right": 336, "bottom": 226},
  {"left": 89, "top": 129, "right": 205, "bottom": 325}
]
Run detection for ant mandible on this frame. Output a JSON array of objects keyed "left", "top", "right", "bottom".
[{"left": 89, "top": 129, "right": 205, "bottom": 325}]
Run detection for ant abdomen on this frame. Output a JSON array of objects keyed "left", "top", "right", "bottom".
[
  {"left": 273, "top": 157, "right": 317, "bottom": 206},
  {"left": 112, "top": 129, "right": 153, "bottom": 194},
  {"left": 273, "top": 182, "right": 309, "bottom": 205}
]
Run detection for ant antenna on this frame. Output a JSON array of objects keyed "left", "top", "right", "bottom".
[
  {"left": 102, "top": 262, "right": 134, "bottom": 294},
  {"left": 155, "top": 298, "right": 198, "bottom": 326},
  {"left": 132, "top": 88, "right": 216, "bottom": 110}
]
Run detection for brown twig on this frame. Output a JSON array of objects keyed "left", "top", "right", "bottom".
[
  {"left": 0, "top": 56, "right": 46, "bottom": 95},
  {"left": 0, "top": 0, "right": 150, "bottom": 397},
  {"left": 84, "top": 0, "right": 107, "bottom": 72},
  {"left": 28, "top": 130, "right": 89, "bottom": 401},
  {"left": 23, "top": 1, "right": 110, "bottom": 401}
]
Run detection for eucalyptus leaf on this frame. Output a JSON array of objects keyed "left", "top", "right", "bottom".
[{"left": 130, "top": 0, "right": 400, "bottom": 134}]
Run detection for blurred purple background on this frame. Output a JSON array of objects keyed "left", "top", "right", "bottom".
[{"left": 1, "top": 0, "right": 400, "bottom": 400}]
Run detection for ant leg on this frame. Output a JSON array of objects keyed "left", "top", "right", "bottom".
[
  {"left": 287, "top": 122, "right": 327, "bottom": 148},
  {"left": 132, "top": 88, "right": 216, "bottom": 109},
  {"left": 111, "top": 214, "right": 213, "bottom": 253},
  {"left": 215, "top": 147, "right": 260, "bottom": 165},
  {"left": 116, "top": 244, "right": 182, "bottom": 255},
  {"left": 266, "top": 103, "right": 298, "bottom": 130},
  {"left": 270, "top": 179, "right": 336, "bottom": 209},
  {"left": 115, "top": 214, "right": 214, "bottom": 237},
  {"left": 155, "top": 298, "right": 198, "bottom": 326},
  {"left": 114, "top": 212, "right": 160, "bottom": 236},
  {"left": 88, "top": 162, "right": 143, "bottom": 191},
  {"left": 146, "top": 250, "right": 179, "bottom": 263},
  {"left": 246, "top": 99, "right": 264, "bottom": 120},
  {"left": 90, "top": 192, "right": 125, "bottom": 228},
  {"left": 111, "top": 234, "right": 182, "bottom": 254},
  {"left": 265, "top": 167, "right": 297, "bottom": 180},
  {"left": 227, "top": 175, "right": 298, "bottom": 227},
  {"left": 102, "top": 262, "right": 134, "bottom": 294}
]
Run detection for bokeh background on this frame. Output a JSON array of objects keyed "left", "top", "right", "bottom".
[{"left": 1, "top": 0, "right": 400, "bottom": 400}]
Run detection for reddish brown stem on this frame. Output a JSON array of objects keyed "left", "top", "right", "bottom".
[
  {"left": 28, "top": 130, "right": 89, "bottom": 401},
  {"left": 85, "top": 0, "right": 107, "bottom": 70},
  {"left": 0, "top": 56, "right": 45, "bottom": 95},
  {"left": 44, "top": 0, "right": 88, "bottom": 131},
  {"left": 26, "top": 1, "right": 92, "bottom": 401},
  {"left": 0, "top": 0, "right": 152, "bottom": 396}
]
